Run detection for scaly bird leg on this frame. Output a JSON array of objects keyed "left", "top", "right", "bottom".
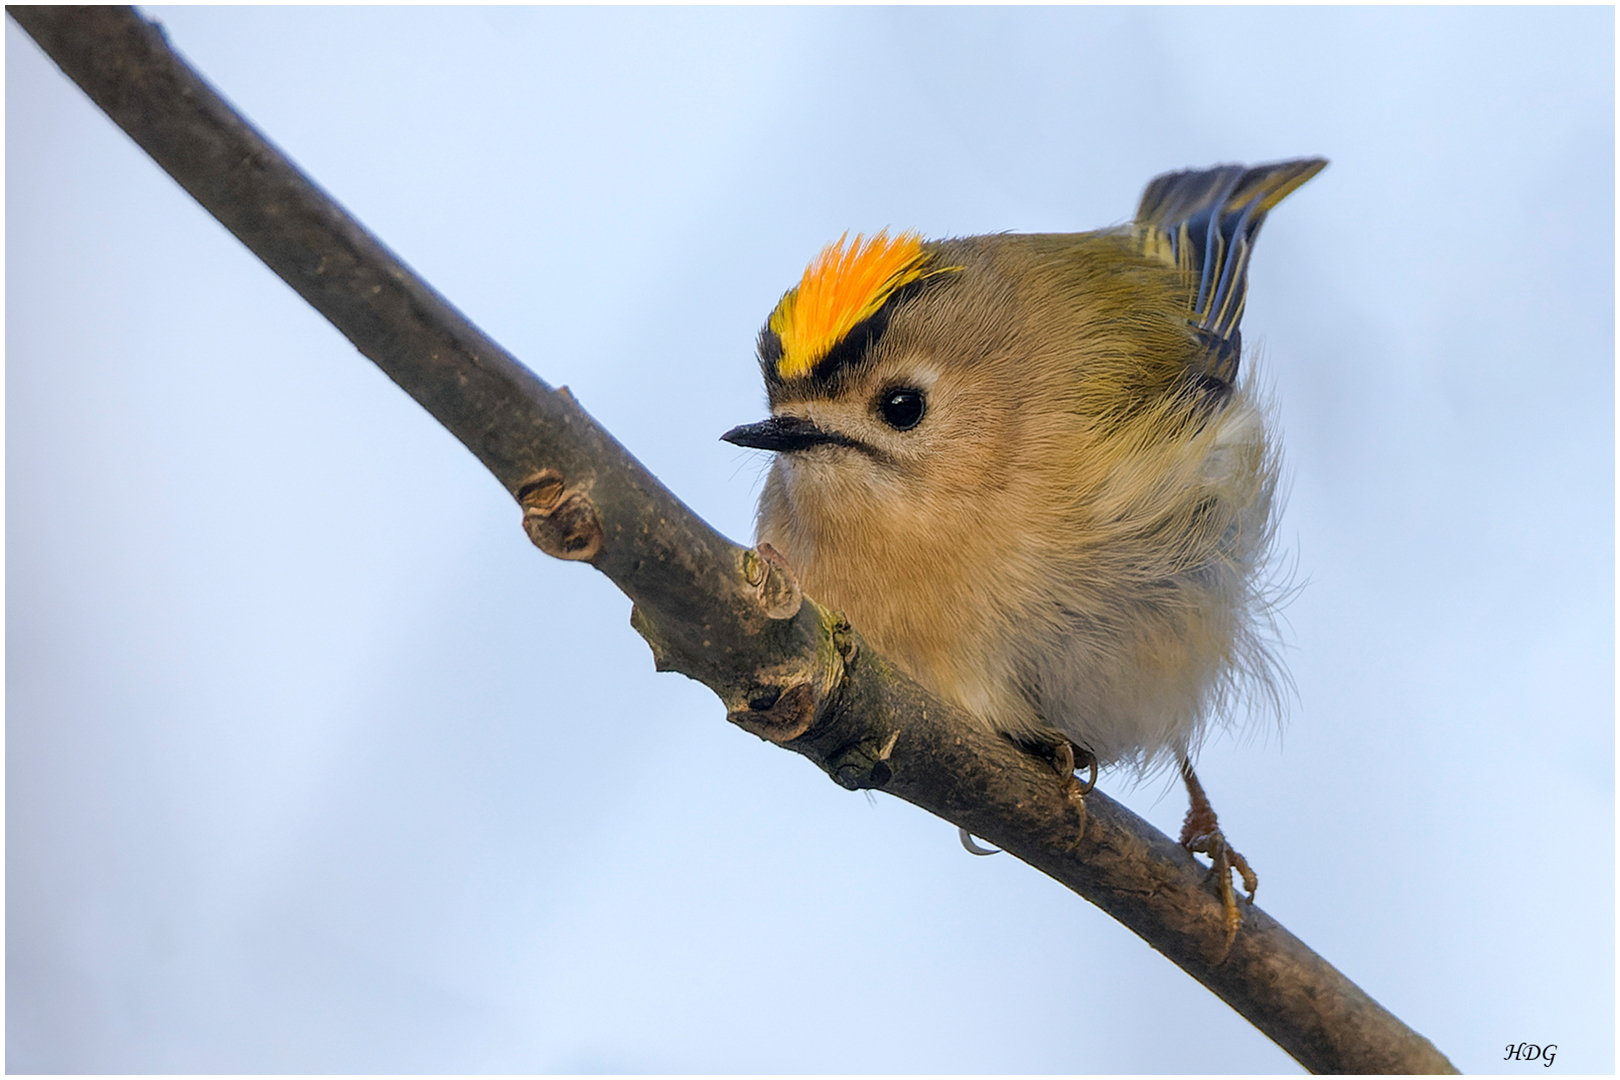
[{"left": 1178, "top": 757, "right": 1256, "bottom": 949}]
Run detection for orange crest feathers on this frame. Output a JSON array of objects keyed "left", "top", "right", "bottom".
[{"left": 768, "top": 231, "right": 945, "bottom": 381}]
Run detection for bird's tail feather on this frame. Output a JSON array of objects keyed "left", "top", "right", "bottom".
[{"left": 1134, "top": 158, "right": 1326, "bottom": 389}]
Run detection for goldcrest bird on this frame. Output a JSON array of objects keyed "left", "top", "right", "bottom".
[{"left": 723, "top": 159, "right": 1324, "bottom": 935}]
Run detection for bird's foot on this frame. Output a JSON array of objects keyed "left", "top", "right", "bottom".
[
  {"left": 963, "top": 735, "right": 1094, "bottom": 857},
  {"left": 1005, "top": 729, "right": 1096, "bottom": 844},
  {"left": 1178, "top": 758, "right": 1256, "bottom": 951},
  {"left": 1052, "top": 738, "right": 1097, "bottom": 839}
]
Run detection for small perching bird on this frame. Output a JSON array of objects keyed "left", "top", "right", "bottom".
[{"left": 723, "top": 159, "right": 1325, "bottom": 936}]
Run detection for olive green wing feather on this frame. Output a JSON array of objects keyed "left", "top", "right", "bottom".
[{"left": 1134, "top": 157, "right": 1326, "bottom": 393}]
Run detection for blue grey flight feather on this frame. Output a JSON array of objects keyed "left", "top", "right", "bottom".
[{"left": 1134, "top": 157, "right": 1327, "bottom": 392}]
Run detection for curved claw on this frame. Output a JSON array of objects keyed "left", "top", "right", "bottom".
[
  {"left": 958, "top": 826, "right": 1001, "bottom": 856},
  {"left": 1073, "top": 745, "right": 1098, "bottom": 794},
  {"left": 1047, "top": 739, "right": 1092, "bottom": 840}
]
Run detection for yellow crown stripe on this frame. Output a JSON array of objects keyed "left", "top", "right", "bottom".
[{"left": 769, "top": 230, "right": 937, "bottom": 381}]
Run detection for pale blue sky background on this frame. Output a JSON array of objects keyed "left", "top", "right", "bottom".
[{"left": 7, "top": 6, "right": 1614, "bottom": 1073}]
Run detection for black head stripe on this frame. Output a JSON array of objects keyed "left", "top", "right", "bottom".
[
  {"left": 757, "top": 326, "right": 783, "bottom": 368},
  {"left": 803, "top": 271, "right": 952, "bottom": 387}
]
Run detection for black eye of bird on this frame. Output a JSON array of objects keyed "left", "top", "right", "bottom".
[{"left": 878, "top": 388, "right": 926, "bottom": 431}]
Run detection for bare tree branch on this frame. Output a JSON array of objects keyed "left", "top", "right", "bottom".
[{"left": 8, "top": 6, "right": 1456, "bottom": 1074}]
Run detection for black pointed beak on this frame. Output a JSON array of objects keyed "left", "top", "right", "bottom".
[{"left": 720, "top": 415, "right": 853, "bottom": 452}]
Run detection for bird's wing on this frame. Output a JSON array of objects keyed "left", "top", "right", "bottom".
[{"left": 1134, "top": 158, "right": 1326, "bottom": 392}]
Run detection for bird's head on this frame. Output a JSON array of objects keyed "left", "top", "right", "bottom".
[{"left": 722, "top": 231, "right": 1046, "bottom": 535}]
